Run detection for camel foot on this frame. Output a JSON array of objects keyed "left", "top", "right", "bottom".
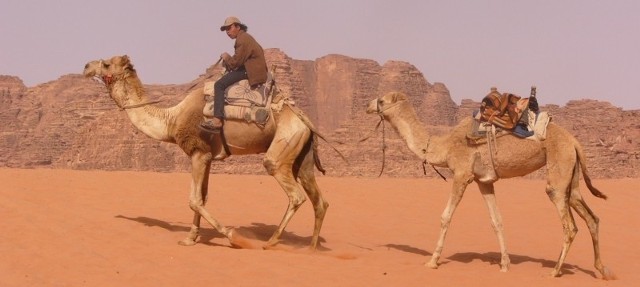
[
  {"left": 600, "top": 266, "right": 617, "bottom": 280},
  {"left": 227, "top": 229, "right": 256, "bottom": 249},
  {"left": 178, "top": 237, "right": 198, "bottom": 246},
  {"left": 550, "top": 269, "right": 563, "bottom": 278},
  {"left": 425, "top": 260, "right": 439, "bottom": 269},
  {"left": 500, "top": 257, "right": 510, "bottom": 272},
  {"left": 262, "top": 239, "right": 280, "bottom": 250}
]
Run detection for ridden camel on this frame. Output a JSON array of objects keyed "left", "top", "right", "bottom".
[
  {"left": 366, "top": 91, "right": 614, "bottom": 279},
  {"left": 83, "top": 55, "right": 329, "bottom": 249}
]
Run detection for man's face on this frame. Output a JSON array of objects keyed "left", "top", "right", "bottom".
[{"left": 224, "top": 24, "right": 241, "bottom": 39}]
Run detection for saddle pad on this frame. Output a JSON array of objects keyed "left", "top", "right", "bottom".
[
  {"left": 204, "top": 80, "right": 270, "bottom": 108},
  {"left": 526, "top": 111, "right": 551, "bottom": 141},
  {"left": 202, "top": 102, "right": 270, "bottom": 126}
]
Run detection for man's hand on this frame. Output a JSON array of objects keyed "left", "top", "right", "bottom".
[{"left": 220, "top": 52, "right": 231, "bottom": 61}]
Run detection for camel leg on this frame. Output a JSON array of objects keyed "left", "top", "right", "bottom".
[
  {"left": 426, "top": 174, "right": 471, "bottom": 269},
  {"left": 544, "top": 145, "right": 582, "bottom": 277},
  {"left": 263, "top": 127, "right": 309, "bottom": 248},
  {"left": 295, "top": 140, "right": 329, "bottom": 250},
  {"left": 568, "top": 165, "right": 615, "bottom": 280},
  {"left": 186, "top": 152, "right": 232, "bottom": 243},
  {"left": 545, "top": 179, "right": 577, "bottom": 277},
  {"left": 178, "top": 160, "right": 211, "bottom": 246},
  {"left": 477, "top": 181, "right": 510, "bottom": 272}
]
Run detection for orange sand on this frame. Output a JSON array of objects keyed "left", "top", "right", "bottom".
[{"left": 1, "top": 168, "right": 637, "bottom": 286}]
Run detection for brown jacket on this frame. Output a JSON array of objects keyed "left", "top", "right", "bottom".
[{"left": 225, "top": 30, "right": 268, "bottom": 86}]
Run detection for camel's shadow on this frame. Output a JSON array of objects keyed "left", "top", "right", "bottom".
[
  {"left": 382, "top": 243, "right": 431, "bottom": 256},
  {"left": 115, "top": 215, "right": 328, "bottom": 250},
  {"left": 381, "top": 243, "right": 596, "bottom": 278},
  {"left": 445, "top": 251, "right": 597, "bottom": 278}
]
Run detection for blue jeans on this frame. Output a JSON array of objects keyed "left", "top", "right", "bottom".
[{"left": 213, "top": 68, "right": 247, "bottom": 119}]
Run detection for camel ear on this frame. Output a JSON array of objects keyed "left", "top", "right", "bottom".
[
  {"left": 120, "top": 55, "right": 135, "bottom": 71},
  {"left": 391, "top": 92, "right": 407, "bottom": 103}
]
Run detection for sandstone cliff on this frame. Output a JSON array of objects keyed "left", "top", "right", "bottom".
[{"left": 1, "top": 50, "right": 638, "bottom": 178}]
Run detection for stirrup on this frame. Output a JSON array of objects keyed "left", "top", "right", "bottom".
[{"left": 199, "top": 120, "right": 222, "bottom": 134}]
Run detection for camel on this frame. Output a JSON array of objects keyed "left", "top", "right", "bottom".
[
  {"left": 83, "top": 55, "right": 329, "bottom": 250},
  {"left": 366, "top": 91, "right": 615, "bottom": 280}
]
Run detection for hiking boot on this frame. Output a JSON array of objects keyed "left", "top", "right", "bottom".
[{"left": 199, "top": 117, "right": 223, "bottom": 134}]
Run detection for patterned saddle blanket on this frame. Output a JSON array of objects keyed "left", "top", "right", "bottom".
[
  {"left": 466, "top": 87, "right": 551, "bottom": 144},
  {"left": 467, "top": 110, "right": 552, "bottom": 145},
  {"left": 203, "top": 73, "right": 274, "bottom": 125},
  {"left": 479, "top": 87, "right": 529, "bottom": 130}
]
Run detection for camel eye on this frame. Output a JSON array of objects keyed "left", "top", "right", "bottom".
[{"left": 102, "top": 62, "right": 110, "bottom": 68}]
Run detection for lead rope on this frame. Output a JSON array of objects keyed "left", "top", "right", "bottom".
[
  {"left": 358, "top": 116, "right": 387, "bottom": 177},
  {"left": 379, "top": 115, "right": 387, "bottom": 177},
  {"left": 361, "top": 99, "right": 446, "bottom": 180},
  {"left": 119, "top": 100, "right": 163, "bottom": 111},
  {"left": 486, "top": 124, "right": 499, "bottom": 174}
]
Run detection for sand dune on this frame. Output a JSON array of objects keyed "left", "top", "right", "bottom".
[{"left": 1, "top": 168, "right": 637, "bottom": 286}]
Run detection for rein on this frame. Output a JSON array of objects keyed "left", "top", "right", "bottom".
[
  {"left": 184, "top": 57, "right": 224, "bottom": 93},
  {"left": 362, "top": 97, "right": 446, "bottom": 181},
  {"left": 96, "top": 73, "right": 163, "bottom": 111},
  {"left": 118, "top": 100, "right": 163, "bottom": 111},
  {"left": 358, "top": 116, "right": 386, "bottom": 177},
  {"left": 423, "top": 160, "right": 447, "bottom": 181}
]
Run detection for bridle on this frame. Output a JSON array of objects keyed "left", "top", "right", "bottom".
[
  {"left": 363, "top": 96, "right": 446, "bottom": 181},
  {"left": 94, "top": 60, "right": 162, "bottom": 111}
]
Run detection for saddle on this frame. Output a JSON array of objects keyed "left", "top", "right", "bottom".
[
  {"left": 467, "top": 87, "right": 551, "bottom": 145},
  {"left": 480, "top": 87, "right": 529, "bottom": 130},
  {"left": 203, "top": 72, "right": 274, "bottom": 126}
]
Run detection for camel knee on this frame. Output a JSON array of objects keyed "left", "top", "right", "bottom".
[
  {"left": 561, "top": 224, "right": 578, "bottom": 243},
  {"left": 290, "top": 193, "right": 307, "bottom": 210},
  {"left": 189, "top": 200, "right": 203, "bottom": 212},
  {"left": 313, "top": 201, "right": 329, "bottom": 218},
  {"left": 590, "top": 216, "right": 600, "bottom": 231},
  {"left": 439, "top": 217, "right": 451, "bottom": 229},
  {"left": 545, "top": 185, "right": 555, "bottom": 199},
  {"left": 263, "top": 157, "right": 278, "bottom": 176},
  {"left": 569, "top": 227, "right": 578, "bottom": 240},
  {"left": 490, "top": 221, "right": 504, "bottom": 233}
]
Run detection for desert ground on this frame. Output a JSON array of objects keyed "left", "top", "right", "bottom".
[{"left": 1, "top": 168, "right": 638, "bottom": 286}]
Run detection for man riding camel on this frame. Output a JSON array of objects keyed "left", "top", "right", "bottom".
[{"left": 200, "top": 16, "right": 268, "bottom": 133}]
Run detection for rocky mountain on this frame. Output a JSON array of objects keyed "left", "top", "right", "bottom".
[{"left": 1, "top": 49, "right": 638, "bottom": 178}]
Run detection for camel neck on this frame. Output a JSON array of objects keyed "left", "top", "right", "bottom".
[
  {"left": 386, "top": 102, "right": 447, "bottom": 166},
  {"left": 111, "top": 77, "right": 174, "bottom": 142}
]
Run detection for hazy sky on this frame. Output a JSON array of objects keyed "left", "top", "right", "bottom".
[{"left": 1, "top": 0, "right": 639, "bottom": 109}]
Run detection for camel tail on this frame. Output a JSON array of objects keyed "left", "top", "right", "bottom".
[
  {"left": 311, "top": 134, "right": 326, "bottom": 175},
  {"left": 575, "top": 143, "right": 608, "bottom": 200},
  {"left": 286, "top": 102, "right": 349, "bottom": 165}
]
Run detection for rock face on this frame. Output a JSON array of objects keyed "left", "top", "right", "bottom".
[{"left": 1, "top": 50, "right": 638, "bottom": 178}]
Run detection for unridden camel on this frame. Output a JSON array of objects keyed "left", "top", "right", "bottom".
[{"left": 367, "top": 91, "right": 614, "bottom": 279}]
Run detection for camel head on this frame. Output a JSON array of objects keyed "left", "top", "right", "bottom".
[
  {"left": 366, "top": 91, "right": 409, "bottom": 115},
  {"left": 83, "top": 55, "right": 136, "bottom": 86}
]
